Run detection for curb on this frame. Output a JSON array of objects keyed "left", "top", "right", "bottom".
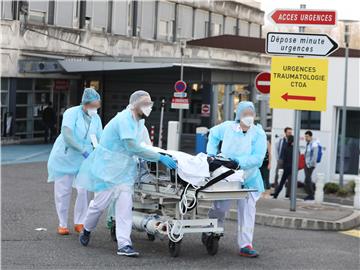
[{"left": 197, "top": 206, "right": 360, "bottom": 231}]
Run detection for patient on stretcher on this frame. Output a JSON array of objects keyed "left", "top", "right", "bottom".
[{"left": 138, "top": 144, "right": 244, "bottom": 187}]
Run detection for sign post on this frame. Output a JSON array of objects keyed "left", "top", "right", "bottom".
[
  {"left": 266, "top": 32, "right": 338, "bottom": 57},
  {"left": 268, "top": 5, "right": 336, "bottom": 211}
]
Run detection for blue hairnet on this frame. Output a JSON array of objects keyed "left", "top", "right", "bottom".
[
  {"left": 235, "top": 101, "right": 255, "bottom": 121},
  {"left": 81, "top": 88, "right": 100, "bottom": 104}
]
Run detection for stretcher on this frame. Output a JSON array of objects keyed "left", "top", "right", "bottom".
[{"left": 107, "top": 155, "right": 256, "bottom": 257}]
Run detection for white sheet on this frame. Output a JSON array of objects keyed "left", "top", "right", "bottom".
[{"left": 140, "top": 144, "right": 243, "bottom": 186}]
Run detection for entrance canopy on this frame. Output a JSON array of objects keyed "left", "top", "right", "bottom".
[{"left": 58, "top": 61, "right": 174, "bottom": 73}]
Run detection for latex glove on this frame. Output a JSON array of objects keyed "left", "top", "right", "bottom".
[
  {"left": 82, "top": 151, "right": 90, "bottom": 159},
  {"left": 159, "top": 155, "right": 177, "bottom": 169}
]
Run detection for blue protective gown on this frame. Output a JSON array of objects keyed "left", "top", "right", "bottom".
[
  {"left": 207, "top": 121, "right": 267, "bottom": 193},
  {"left": 74, "top": 108, "right": 161, "bottom": 192},
  {"left": 47, "top": 105, "right": 103, "bottom": 182}
]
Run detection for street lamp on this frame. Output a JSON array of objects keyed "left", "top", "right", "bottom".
[{"left": 338, "top": 20, "right": 358, "bottom": 187}]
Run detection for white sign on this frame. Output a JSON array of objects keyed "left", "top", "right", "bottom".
[
  {"left": 174, "top": 92, "right": 187, "bottom": 98},
  {"left": 266, "top": 32, "right": 338, "bottom": 57},
  {"left": 171, "top": 97, "right": 189, "bottom": 110}
]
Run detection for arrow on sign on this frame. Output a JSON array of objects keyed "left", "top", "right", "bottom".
[
  {"left": 266, "top": 32, "right": 339, "bottom": 57},
  {"left": 281, "top": 92, "right": 316, "bottom": 102}
]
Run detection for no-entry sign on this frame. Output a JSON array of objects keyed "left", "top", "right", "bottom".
[
  {"left": 201, "top": 104, "right": 210, "bottom": 117},
  {"left": 270, "top": 57, "right": 328, "bottom": 111},
  {"left": 255, "top": 72, "right": 271, "bottom": 94},
  {"left": 269, "top": 9, "right": 337, "bottom": 26}
]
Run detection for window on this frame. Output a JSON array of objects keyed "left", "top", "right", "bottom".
[
  {"left": 158, "top": 20, "right": 173, "bottom": 41},
  {"left": 336, "top": 109, "right": 360, "bottom": 175},
  {"left": 301, "top": 111, "right": 320, "bottom": 130},
  {"left": 205, "top": 22, "right": 209, "bottom": 37},
  {"left": 211, "top": 23, "right": 222, "bottom": 36},
  {"left": 238, "top": 20, "right": 249, "bottom": 36}
]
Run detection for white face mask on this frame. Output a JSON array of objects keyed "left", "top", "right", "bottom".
[
  {"left": 87, "top": 108, "right": 98, "bottom": 117},
  {"left": 240, "top": 116, "right": 254, "bottom": 127},
  {"left": 141, "top": 106, "right": 152, "bottom": 117}
]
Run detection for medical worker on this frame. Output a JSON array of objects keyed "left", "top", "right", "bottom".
[
  {"left": 75, "top": 90, "right": 177, "bottom": 257},
  {"left": 205, "top": 101, "right": 266, "bottom": 258},
  {"left": 47, "top": 88, "right": 102, "bottom": 235}
]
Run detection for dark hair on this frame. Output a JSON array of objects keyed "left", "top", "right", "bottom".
[
  {"left": 284, "top": 127, "right": 292, "bottom": 133},
  {"left": 287, "top": 135, "right": 294, "bottom": 145},
  {"left": 305, "top": 130, "right": 313, "bottom": 136}
]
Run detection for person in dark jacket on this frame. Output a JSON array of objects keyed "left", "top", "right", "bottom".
[
  {"left": 260, "top": 135, "right": 271, "bottom": 190},
  {"left": 42, "top": 102, "right": 56, "bottom": 143},
  {"left": 271, "top": 135, "right": 294, "bottom": 198}
]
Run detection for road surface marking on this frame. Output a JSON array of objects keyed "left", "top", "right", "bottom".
[{"left": 339, "top": 229, "right": 360, "bottom": 238}]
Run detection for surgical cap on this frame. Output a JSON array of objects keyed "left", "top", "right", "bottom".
[
  {"left": 235, "top": 101, "right": 255, "bottom": 121},
  {"left": 81, "top": 88, "right": 101, "bottom": 104},
  {"left": 128, "top": 90, "right": 152, "bottom": 109}
]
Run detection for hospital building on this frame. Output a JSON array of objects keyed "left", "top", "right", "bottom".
[{"left": 1, "top": 0, "right": 359, "bottom": 183}]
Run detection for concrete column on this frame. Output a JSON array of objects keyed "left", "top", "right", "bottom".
[
  {"left": 315, "top": 173, "right": 325, "bottom": 203},
  {"left": 210, "top": 84, "right": 218, "bottom": 127}
]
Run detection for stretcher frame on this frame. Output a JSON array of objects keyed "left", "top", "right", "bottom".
[{"left": 108, "top": 161, "right": 256, "bottom": 257}]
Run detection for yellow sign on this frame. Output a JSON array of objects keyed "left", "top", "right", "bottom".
[{"left": 270, "top": 56, "right": 328, "bottom": 111}]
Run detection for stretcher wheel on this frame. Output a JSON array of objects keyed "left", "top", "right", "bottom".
[
  {"left": 206, "top": 235, "right": 220, "bottom": 256},
  {"left": 110, "top": 223, "right": 117, "bottom": 242},
  {"left": 147, "top": 233, "right": 155, "bottom": 241},
  {"left": 168, "top": 239, "right": 182, "bottom": 257}
]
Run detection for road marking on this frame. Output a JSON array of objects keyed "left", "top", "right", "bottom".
[{"left": 339, "top": 229, "right": 360, "bottom": 238}]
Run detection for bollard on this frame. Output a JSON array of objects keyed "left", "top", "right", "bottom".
[
  {"left": 354, "top": 176, "right": 360, "bottom": 210},
  {"left": 278, "top": 169, "right": 286, "bottom": 199},
  {"left": 315, "top": 173, "right": 325, "bottom": 203}
]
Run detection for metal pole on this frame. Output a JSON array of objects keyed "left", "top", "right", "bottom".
[
  {"left": 178, "top": 45, "right": 184, "bottom": 150},
  {"left": 158, "top": 99, "right": 165, "bottom": 148},
  {"left": 290, "top": 4, "right": 306, "bottom": 211},
  {"left": 339, "top": 29, "right": 349, "bottom": 187}
]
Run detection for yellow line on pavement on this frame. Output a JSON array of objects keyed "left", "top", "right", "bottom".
[{"left": 339, "top": 229, "right": 360, "bottom": 238}]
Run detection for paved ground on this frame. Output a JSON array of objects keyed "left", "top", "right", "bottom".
[{"left": 2, "top": 162, "right": 360, "bottom": 270}]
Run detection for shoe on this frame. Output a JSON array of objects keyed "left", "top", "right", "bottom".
[
  {"left": 304, "top": 195, "right": 315, "bottom": 201},
  {"left": 79, "top": 229, "right": 91, "bottom": 246},
  {"left": 239, "top": 245, "right": 259, "bottom": 258},
  {"left": 57, "top": 227, "right": 69, "bottom": 235},
  {"left": 270, "top": 193, "right": 278, "bottom": 199},
  {"left": 74, "top": 224, "right": 84, "bottom": 233},
  {"left": 117, "top": 245, "right": 139, "bottom": 257}
]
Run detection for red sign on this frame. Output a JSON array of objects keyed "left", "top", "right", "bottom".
[
  {"left": 255, "top": 72, "right": 271, "bottom": 94},
  {"left": 201, "top": 104, "right": 210, "bottom": 117},
  {"left": 171, "top": 97, "right": 189, "bottom": 109},
  {"left": 269, "top": 9, "right": 337, "bottom": 26},
  {"left": 54, "top": 80, "right": 69, "bottom": 91},
  {"left": 174, "top": 80, "right": 187, "bottom": 92}
]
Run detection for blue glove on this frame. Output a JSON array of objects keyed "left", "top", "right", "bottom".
[
  {"left": 82, "top": 151, "right": 90, "bottom": 159},
  {"left": 159, "top": 155, "right": 177, "bottom": 169}
]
